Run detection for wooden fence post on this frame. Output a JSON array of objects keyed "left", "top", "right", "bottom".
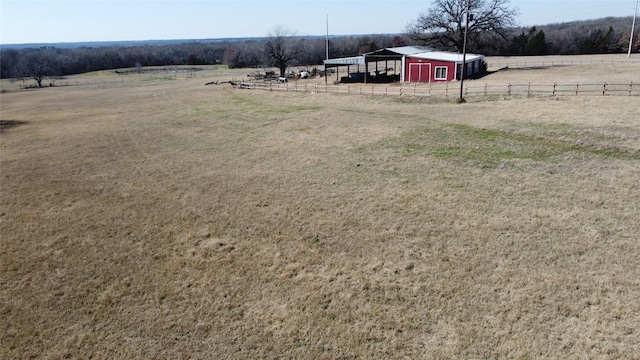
[
  {"left": 630, "top": 82, "right": 634, "bottom": 96},
  {"left": 553, "top": 83, "right": 557, "bottom": 96},
  {"left": 603, "top": 82, "right": 606, "bottom": 96},
  {"left": 508, "top": 83, "right": 511, "bottom": 96},
  {"left": 576, "top": 83, "right": 579, "bottom": 96}
]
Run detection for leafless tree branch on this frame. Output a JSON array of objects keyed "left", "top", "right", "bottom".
[{"left": 406, "top": 0, "right": 518, "bottom": 53}]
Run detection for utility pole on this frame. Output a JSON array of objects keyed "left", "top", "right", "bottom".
[
  {"left": 458, "top": 0, "right": 471, "bottom": 103},
  {"left": 326, "top": 14, "right": 329, "bottom": 61},
  {"left": 629, "top": 0, "right": 638, "bottom": 58},
  {"left": 325, "top": 14, "right": 329, "bottom": 86}
]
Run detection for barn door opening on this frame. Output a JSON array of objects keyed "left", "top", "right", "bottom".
[{"left": 408, "top": 63, "right": 431, "bottom": 83}]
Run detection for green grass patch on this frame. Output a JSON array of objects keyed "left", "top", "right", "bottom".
[
  {"left": 401, "top": 124, "right": 563, "bottom": 164},
  {"left": 370, "top": 123, "right": 637, "bottom": 167},
  {"left": 276, "top": 105, "right": 323, "bottom": 114}
]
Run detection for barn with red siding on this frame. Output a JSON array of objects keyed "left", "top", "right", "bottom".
[
  {"left": 402, "top": 50, "right": 485, "bottom": 83},
  {"left": 324, "top": 46, "right": 485, "bottom": 84}
]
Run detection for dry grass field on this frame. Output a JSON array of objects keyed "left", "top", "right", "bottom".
[{"left": 1, "top": 56, "right": 640, "bottom": 359}]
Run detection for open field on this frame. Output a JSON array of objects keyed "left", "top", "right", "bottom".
[{"left": 1, "top": 57, "right": 640, "bottom": 358}]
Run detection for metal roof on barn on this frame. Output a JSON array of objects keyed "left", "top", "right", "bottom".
[
  {"left": 324, "top": 46, "right": 484, "bottom": 66},
  {"left": 323, "top": 55, "right": 365, "bottom": 66},
  {"left": 365, "top": 46, "right": 437, "bottom": 57},
  {"left": 408, "top": 51, "right": 484, "bottom": 63}
]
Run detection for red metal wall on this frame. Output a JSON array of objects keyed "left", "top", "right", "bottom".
[
  {"left": 405, "top": 58, "right": 457, "bottom": 83},
  {"left": 404, "top": 57, "right": 482, "bottom": 83}
]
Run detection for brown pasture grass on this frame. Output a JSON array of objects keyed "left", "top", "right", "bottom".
[
  {"left": 482, "top": 55, "right": 640, "bottom": 85},
  {"left": 1, "top": 58, "right": 640, "bottom": 359}
]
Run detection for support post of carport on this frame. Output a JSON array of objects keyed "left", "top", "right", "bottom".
[
  {"left": 364, "top": 55, "right": 368, "bottom": 84},
  {"left": 324, "top": 64, "right": 328, "bottom": 86}
]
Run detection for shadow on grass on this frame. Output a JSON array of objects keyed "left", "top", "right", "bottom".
[
  {"left": 488, "top": 64, "right": 571, "bottom": 73},
  {"left": 0, "top": 120, "right": 28, "bottom": 132}
]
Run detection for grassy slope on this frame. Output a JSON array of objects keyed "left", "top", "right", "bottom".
[{"left": 1, "top": 65, "right": 640, "bottom": 358}]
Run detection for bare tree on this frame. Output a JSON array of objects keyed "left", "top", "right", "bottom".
[
  {"left": 264, "top": 26, "right": 300, "bottom": 77},
  {"left": 21, "top": 49, "right": 55, "bottom": 87},
  {"left": 406, "top": 0, "right": 518, "bottom": 53}
]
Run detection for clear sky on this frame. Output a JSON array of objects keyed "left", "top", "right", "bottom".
[{"left": 0, "top": 0, "right": 637, "bottom": 45}]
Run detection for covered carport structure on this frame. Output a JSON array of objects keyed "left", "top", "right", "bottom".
[{"left": 323, "top": 55, "right": 366, "bottom": 83}]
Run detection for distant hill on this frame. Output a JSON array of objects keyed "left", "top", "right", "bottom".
[
  {"left": 0, "top": 34, "right": 370, "bottom": 50},
  {"left": 0, "top": 37, "right": 264, "bottom": 50}
]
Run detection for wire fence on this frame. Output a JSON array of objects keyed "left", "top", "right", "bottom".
[
  {"left": 239, "top": 81, "right": 639, "bottom": 98},
  {"left": 486, "top": 58, "right": 640, "bottom": 70}
]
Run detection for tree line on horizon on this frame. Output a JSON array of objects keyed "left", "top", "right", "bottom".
[{"left": 1, "top": 16, "right": 638, "bottom": 85}]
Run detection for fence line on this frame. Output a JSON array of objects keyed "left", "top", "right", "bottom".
[
  {"left": 239, "top": 81, "right": 637, "bottom": 98},
  {"left": 487, "top": 58, "right": 640, "bottom": 69}
]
